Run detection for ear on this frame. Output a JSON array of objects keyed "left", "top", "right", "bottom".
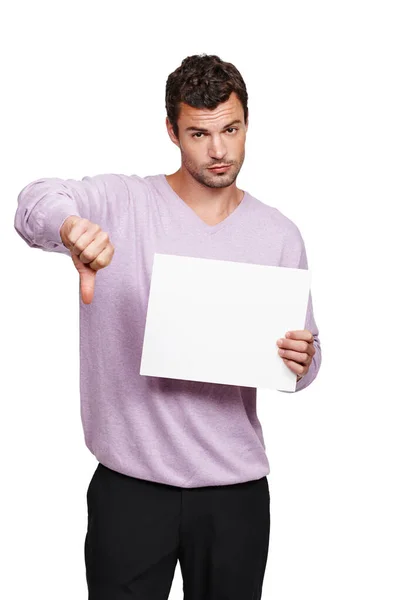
[
  {"left": 245, "top": 112, "right": 249, "bottom": 133},
  {"left": 166, "top": 117, "right": 180, "bottom": 147}
]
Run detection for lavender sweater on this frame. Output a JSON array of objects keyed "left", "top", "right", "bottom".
[{"left": 14, "top": 173, "right": 321, "bottom": 487}]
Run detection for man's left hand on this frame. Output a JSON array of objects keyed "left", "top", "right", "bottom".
[{"left": 277, "top": 330, "right": 315, "bottom": 380}]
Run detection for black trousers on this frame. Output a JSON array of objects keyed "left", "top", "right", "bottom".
[{"left": 85, "top": 462, "right": 270, "bottom": 599}]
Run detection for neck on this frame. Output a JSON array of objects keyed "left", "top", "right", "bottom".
[{"left": 165, "top": 168, "right": 244, "bottom": 219}]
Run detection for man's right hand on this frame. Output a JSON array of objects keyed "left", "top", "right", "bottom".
[{"left": 60, "top": 216, "right": 115, "bottom": 305}]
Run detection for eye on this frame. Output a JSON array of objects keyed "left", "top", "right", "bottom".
[{"left": 191, "top": 127, "right": 238, "bottom": 139}]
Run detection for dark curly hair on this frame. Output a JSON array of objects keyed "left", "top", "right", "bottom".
[{"left": 165, "top": 54, "right": 248, "bottom": 138}]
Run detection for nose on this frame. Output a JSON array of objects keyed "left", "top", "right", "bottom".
[{"left": 208, "top": 134, "right": 227, "bottom": 161}]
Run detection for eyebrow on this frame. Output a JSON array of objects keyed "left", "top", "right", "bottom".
[{"left": 185, "top": 119, "right": 242, "bottom": 133}]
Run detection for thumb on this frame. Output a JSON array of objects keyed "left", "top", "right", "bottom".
[
  {"left": 70, "top": 252, "right": 97, "bottom": 305},
  {"left": 80, "top": 268, "right": 97, "bottom": 305}
]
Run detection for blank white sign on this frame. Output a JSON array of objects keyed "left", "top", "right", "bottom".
[{"left": 140, "top": 253, "right": 311, "bottom": 392}]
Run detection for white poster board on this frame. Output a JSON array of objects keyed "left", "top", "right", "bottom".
[{"left": 140, "top": 253, "right": 311, "bottom": 392}]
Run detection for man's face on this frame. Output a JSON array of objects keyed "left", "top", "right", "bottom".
[{"left": 166, "top": 92, "right": 248, "bottom": 189}]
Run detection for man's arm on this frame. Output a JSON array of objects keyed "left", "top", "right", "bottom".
[
  {"left": 14, "top": 173, "right": 126, "bottom": 255},
  {"left": 279, "top": 229, "right": 322, "bottom": 393}
]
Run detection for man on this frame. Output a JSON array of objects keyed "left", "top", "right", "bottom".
[{"left": 14, "top": 53, "right": 321, "bottom": 599}]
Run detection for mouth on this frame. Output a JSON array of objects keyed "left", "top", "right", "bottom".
[{"left": 208, "top": 165, "right": 232, "bottom": 173}]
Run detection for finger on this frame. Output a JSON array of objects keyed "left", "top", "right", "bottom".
[
  {"left": 71, "top": 222, "right": 101, "bottom": 256},
  {"left": 80, "top": 269, "right": 97, "bottom": 305},
  {"left": 282, "top": 357, "right": 306, "bottom": 377},
  {"left": 278, "top": 348, "right": 309, "bottom": 363},
  {"left": 78, "top": 231, "right": 110, "bottom": 265},
  {"left": 88, "top": 244, "right": 114, "bottom": 271},
  {"left": 285, "top": 330, "right": 314, "bottom": 342},
  {"left": 277, "top": 338, "right": 312, "bottom": 354},
  {"left": 281, "top": 352, "right": 313, "bottom": 368},
  {"left": 65, "top": 218, "right": 94, "bottom": 248}
]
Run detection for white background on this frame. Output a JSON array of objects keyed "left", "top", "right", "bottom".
[{"left": 2, "top": 1, "right": 399, "bottom": 598}]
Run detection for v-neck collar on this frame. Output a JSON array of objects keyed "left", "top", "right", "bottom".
[{"left": 156, "top": 173, "right": 250, "bottom": 235}]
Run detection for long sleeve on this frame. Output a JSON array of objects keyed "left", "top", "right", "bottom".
[
  {"left": 279, "top": 226, "right": 322, "bottom": 393},
  {"left": 292, "top": 289, "right": 321, "bottom": 392},
  {"left": 13, "top": 173, "right": 129, "bottom": 256}
]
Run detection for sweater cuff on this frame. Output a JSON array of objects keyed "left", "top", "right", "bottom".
[
  {"left": 36, "top": 209, "right": 79, "bottom": 250},
  {"left": 294, "top": 360, "right": 316, "bottom": 392}
]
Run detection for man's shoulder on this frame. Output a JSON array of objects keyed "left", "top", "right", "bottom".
[
  {"left": 247, "top": 191, "right": 302, "bottom": 240},
  {"left": 97, "top": 172, "right": 151, "bottom": 190},
  {"left": 85, "top": 173, "right": 156, "bottom": 202}
]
